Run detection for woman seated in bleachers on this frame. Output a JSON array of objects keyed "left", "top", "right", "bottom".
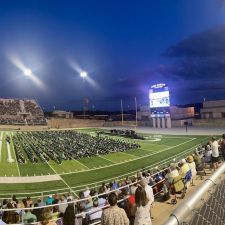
[{"left": 165, "top": 163, "right": 179, "bottom": 185}]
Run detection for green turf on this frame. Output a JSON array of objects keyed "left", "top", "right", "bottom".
[
  {"left": 79, "top": 156, "right": 113, "bottom": 168},
  {"left": 0, "top": 129, "right": 209, "bottom": 196},
  {"left": 0, "top": 180, "right": 67, "bottom": 196},
  {"left": 0, "top": 133, "right": 19, "bottom": 176},
  {"left": 19, "top": 161, "right": 55, "bottom": 176},
  {"left": 101, "top": 152, "right": 138, "bottom": 163},
  {"left": 49, "top": 159, "right": 89, "bottom": 174},
  {"left": 62, "top": 136, "right": 208, "bottom": 187}
]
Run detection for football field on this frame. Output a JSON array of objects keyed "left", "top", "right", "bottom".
[{"left": 0, "top": 128, "right": 209, "bottom": 198}]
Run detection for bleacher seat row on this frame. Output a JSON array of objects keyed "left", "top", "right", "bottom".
[{"left": 0, "top": 98, "right": 46, "bottom": 125}]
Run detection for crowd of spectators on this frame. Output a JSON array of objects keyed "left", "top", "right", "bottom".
[
  {"left": 0, "top": 174, "right": 154, "bottom": 225},
  {"left": 13, "top": 130, "right": 141, "bottom": 164},
  {"left": 0, "top": 99, "right": 20, "bottom": 115},
  {"left": 24, "top": 100, "right": 44, "bottom": 116},
  {"left": 1, "top": 135, "right": 225, "bottom": 225},
  {"left": 0, "top": 98, "right": 46, "bottom": 125},
  {"left": 0, "top": 117, "right": 25, "bottom": 125}
]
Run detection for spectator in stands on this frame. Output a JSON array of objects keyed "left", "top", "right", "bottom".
[
  {"left": 98, "top": 188, "right": 107, "bottom": 207},
  {"left": 2, "top": 203, "right": 19, "bottom": 224},
  {"left": 22, "top": 209, "right": 37, "bottom": 224},
  {"left": 193, "top": 150, "right": 204, "bottom": 171},
  {"left": 46, "top": 195, "right": 54, "bottom": 205},
  {"left": 85, "top": 197, "right": 93, "bottom": 212},
  {"left": 2, "top": 200, "right": 8, "bottom": 209},
  {"left": 133, "top": 186, "right": 152, "bottom": 225},
  {"left": 52, "top": 199, "right": 60, "bottom": 220},
  {"left": 39, "top": 207, "right": 56, "bottom": 225},
  {"left": 130, "top": 177, "right": 138, "bottom": 196},
  {"left": 186, "top": 155, "right": 197, "bottom": 185},
  {"left": 165, "top": 163, "right": 179, "bottom": 185},
  {"left": 101, "top": 192, "right": 129, "bottom": 225},
  {"left": 33, "top": 203, "right": 43, "bottom": 222},
  {"left": 211, "top": 137, "right": 219, "bottom": 171},
  {"left": 140, "top": 178, "right": 154, "bottom": 220},
  {"left": 221, "top": 134, "right": 225, "bottom": 160},
  {"left": 63, "top": 201, "right": 75, "bottom": 225},
  {"left": 140, "top": 178, "right": 154, "bottom": 206},
  {"left": 58, "top": 195, "right": 67, "bottom": 214},
  {"left": 204, "top": 143, "right": 212, "bottom": 163},
  {"left": 179, "top": 159, "right": 190, "bottom": 178},
  {"left": 87, "top": 199, "right": 103, "bottom": 223}
]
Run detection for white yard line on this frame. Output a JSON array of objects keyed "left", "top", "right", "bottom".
[
  {"left": 117, "top": 151, "right": 139, "bottom": 158},
  {"left": 46, "top": 161, "right": 78, "bottom": 197},
  {"left": 0, "top": 132, "right": 3, "bottom": 162},
  {"left": 9, "top": 132, "right": 21, "bottom": 176},
  {"left": 72, "top": 159, "right": 90, "bottom": 169},
  {"left": 59, "top": 138, "right": 197, "bottom": 175},
  {"left": 97, "top": 155, "right": 117, "bottom": 164}
]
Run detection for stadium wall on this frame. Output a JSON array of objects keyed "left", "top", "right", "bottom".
[
  {"left": 192, "top": 118, "right": 225, "bottom": 127},
  {"left": 0, "top": 125, "right": 48, "bottom": 131},
  {"left": 47, "top": 118, "right": 105, "bottom": 128}
]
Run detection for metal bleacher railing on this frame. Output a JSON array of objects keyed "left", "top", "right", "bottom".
[{"left": 163, "top": 162, "right": 225, "bottom": 225}]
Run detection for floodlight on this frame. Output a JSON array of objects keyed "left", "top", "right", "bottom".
[
  {"left": 80, "top": 71, "right": 88, "bottom": 78},
  {"left": 24, "top": 68, "right": 32, "bottom": 76}
]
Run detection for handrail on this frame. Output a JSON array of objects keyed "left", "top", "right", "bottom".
[{"left": 163, "top": 163, "right": 225, "bottom": 225}]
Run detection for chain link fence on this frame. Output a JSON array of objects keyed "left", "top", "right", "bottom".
[
  {"left": 187, "top": 178, "right": 225, "bottom": 225},
  {"left": 164, "top": 163, "right": 225, "bottom": 225}
]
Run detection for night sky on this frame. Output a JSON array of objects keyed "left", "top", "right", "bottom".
[{"left": 0, "top": 0, "right": 225, "bottom": 111}]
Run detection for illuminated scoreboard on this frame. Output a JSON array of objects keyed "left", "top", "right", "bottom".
[{"left": 149, "top": 83, "right": 170, "bottom": 108}]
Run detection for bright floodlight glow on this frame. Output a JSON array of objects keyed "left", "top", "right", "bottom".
[
  {"left": 24, "top": 68, "right": 32, "bottom": 76},
  {"left": 80, "top": 71, "right": 88, "bottom": 78}
]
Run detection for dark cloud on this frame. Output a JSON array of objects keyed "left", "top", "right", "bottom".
[
  {"left": 162, "top": 26, "right": 225, "bottom": 79},
  {"left": 163, "top": 26, "right": 225, "bottom": 58},
  {"left": 112, "top": 26, "right": 225, "bottom": 105}
]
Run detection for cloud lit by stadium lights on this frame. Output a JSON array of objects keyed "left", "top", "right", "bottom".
[
  {"left": 7, "top": 53, "right": 47, "bottom": 90},
  {"left": 67, "top": 58, "right": 102, "bottom": 90}
]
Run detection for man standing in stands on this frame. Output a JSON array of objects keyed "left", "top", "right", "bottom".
[
  {"left": 220, "top": 134, "right": 225, "bottom": 161},
  {"left": 211, "top": 137, "right": 219, "bottom": 171}
]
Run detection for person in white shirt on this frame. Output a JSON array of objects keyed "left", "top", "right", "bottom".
[
  {"left": 88, "top": 200, "right": 102, "bottom": 222},
  {"left": 211, "top": 137, "right": 219, "bottom": 170},
  {"left": 140, "top": 178, "right": 154, "bottom": 219},
  {"left": 59, "top": 195, "right": 68, "bottom": 214}
]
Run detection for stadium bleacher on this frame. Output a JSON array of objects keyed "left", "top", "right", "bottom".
[{"left": 0, "top": 98, "right": 46, "bottom": 125}]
